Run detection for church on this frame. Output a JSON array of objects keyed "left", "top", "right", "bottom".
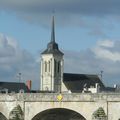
[
  {"left": 0, "top": 16, "right": 116, "bottom": 94},
  {"left": 40, "top": 16, "right": 109, "bottom": 93}
]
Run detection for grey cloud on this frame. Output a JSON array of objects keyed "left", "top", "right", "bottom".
[
  {"left": 64, "top": 40, "right": 120, "bottom": 87},
  {"left": 0, "top": 34, "right": 40, "bottom": 89},
  {"left": 1, "top": 34, "right": 120, "bottom": 89},
  {"left": 110, "top": 41, "right": 120, "bottom": 52},
  {"left": 0, "top": 0, "right": 118, "bottom": 37},
  {"left": 88, "top": 28, "right": 107, "bottom": 37},
  {"left": 64, "top": 50, "right": 101, "bottom": 74},
  {"left": 0, "top": 0, "right": 120, "bottom": 15}
]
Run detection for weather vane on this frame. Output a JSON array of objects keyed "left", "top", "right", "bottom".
[
  {"left": 17, "top": 73, "right": 22, "bottom": 83},
  {"left": 100, "top": 70, "right": 103, "bottom": 81}
]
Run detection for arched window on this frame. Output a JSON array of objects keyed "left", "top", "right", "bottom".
[
  {"left": 45, "top": 62, "right": 47, "bottom": 72},
  {"left": 58, "top": 61, "right": 61, "bottom": 73},
  {"left": 49, "top": 61, "right": 50, "bottom": 72},
  {"left": 54, "top": 59, "right": 57, "bottom": 73}
]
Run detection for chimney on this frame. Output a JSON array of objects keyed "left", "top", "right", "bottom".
[{"left": 26, "top": 80, "right": 32, "bottom": 91}]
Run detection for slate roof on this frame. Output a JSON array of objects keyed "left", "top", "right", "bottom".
[
  {"left": 63, "top": 73, "right": 105, "bottom": 92},
  {"left": 102, "top": 87, "right": 116, "bottom": 92},
  {"left": 0, "top": 82, "right": 29, "bottom": 93},
  {"left": 41, "top": 41, "right": 64, "bottom": 55},
  {"left": 41, "top": 16, "right": 63, "bottom": 55}
]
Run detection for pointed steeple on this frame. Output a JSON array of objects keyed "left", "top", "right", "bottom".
[
  {"left": 51, "top": 16, "right": 55, "bottom": 43},
  {"left": 41, "top": 16, "right": 64, "bottom": 55}
]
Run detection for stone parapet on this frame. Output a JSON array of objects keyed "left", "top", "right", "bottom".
[{"left": 0, "top": 93, "right": 120, "bottom": 102}]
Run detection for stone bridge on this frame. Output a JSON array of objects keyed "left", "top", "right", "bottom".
[{"left": 0, "top": 93, "right": 120, "bottom": 120}]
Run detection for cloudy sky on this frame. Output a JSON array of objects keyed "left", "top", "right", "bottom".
[{"left": 0, "top": 0, "right": 120, "bottom": 89}]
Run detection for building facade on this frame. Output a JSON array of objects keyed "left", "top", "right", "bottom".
[
  {"left": 40, "top": 16, "right": 64, "bottom": 92},
  {"left": 40, "top": 16, "right": 113, "bottom": 93}
]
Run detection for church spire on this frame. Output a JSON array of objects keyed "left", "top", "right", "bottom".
[
  {"left": 41, "top": 15, "right": 64, "bottom": 55},
  {"left": 51, "top": 16, "right": 55, "bottom": 42}
]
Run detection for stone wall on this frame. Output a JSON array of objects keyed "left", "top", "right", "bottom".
[{"left": 0, "top": 93, "right": 120, "bottom": 120}]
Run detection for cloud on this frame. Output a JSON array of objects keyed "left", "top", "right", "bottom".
[
  {"left": 92, "top": 40, "right": 120, "bottom": 62},
  {"left": 0, "top": 0, "right": 120, "bottom": 25},
  {"left": 1, "top": 34, "right": 120, "bottom": 89},
  {"left": 97, "top": 40, "right": 114, "bottom": 48},
  {"left": 64, "top": 40, "right": 120, "bottom": 86},
  {"left": 93, "top": 47, "right": 120, "bottom": 62},
  {"left": 0, "top": 0, "right": 120, "bottom": 15},
  {"left": 0, "top": 0, "right": 119, "bottom": 38},
  {"left": 0, "top": 33, "right": 40, "bottom": 89}
]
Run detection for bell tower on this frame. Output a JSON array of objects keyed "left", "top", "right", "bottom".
[{"left": 40, "top": 16, "right": 64, "bottom": 92}]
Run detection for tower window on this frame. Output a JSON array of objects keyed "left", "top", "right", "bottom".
[
  {"left": 58, "top": 61, "right": 61, "bottom": 73},
  {"left": 45, "top": 62, "right": 47, "bottom": 72},
  {"left": 49, "top": 61, "right": 50, "bottom": 72},
  {"left": 54, "top": 59, "right": 57, "bottom": 73}
]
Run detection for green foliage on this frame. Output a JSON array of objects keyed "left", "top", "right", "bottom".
[
  {"left": 92, "top": 107, "right": 107, "bottom": 120},
  {"left": 9, "top": 105, "right": 24, "bottom": 120}
]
